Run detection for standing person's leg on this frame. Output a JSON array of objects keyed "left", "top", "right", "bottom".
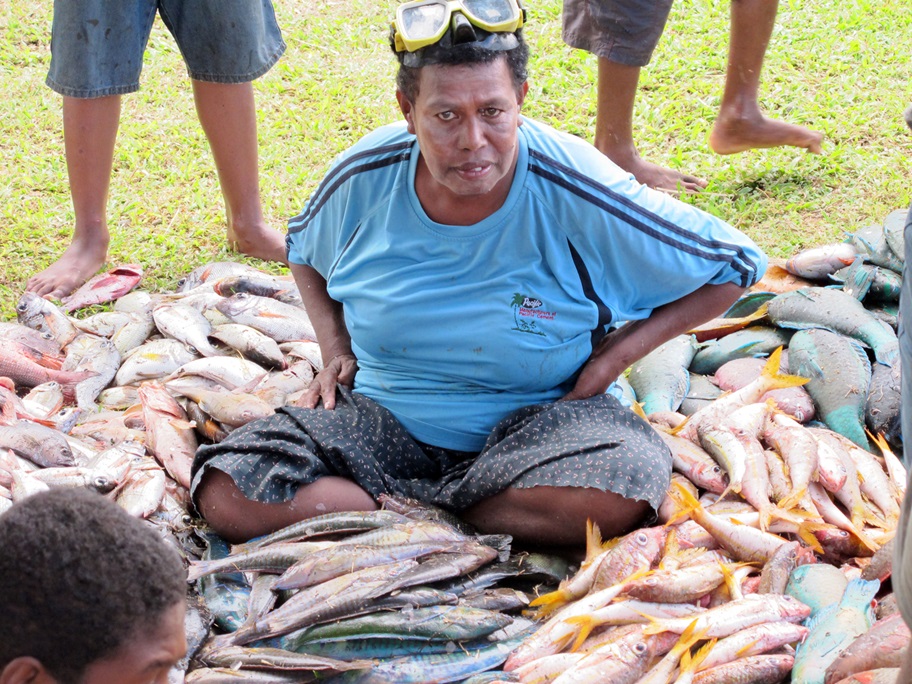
[
  {"left": 563, "top": 0, "right": 707, "bottom": 193},
  {"left": 161, "top": 0, "right": 287, "bottom": 264},
  {"left": 29, "top": 0, "right": 156, "bottom": 300},
  {"left": 27, "top": 96, "right": 120, "bottom": 299},
  {"left": 595, "top": 58, "right": 706, "bottom": 193},
  {"left": 192, "top": 80, "right": 287, "bottom": 264},
  {"left": 708, "top": 0, "right": 823, "bottom": 154}
]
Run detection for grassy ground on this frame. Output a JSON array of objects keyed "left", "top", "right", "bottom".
[{"left": 0, "top": 0, "right": 909, "bottom": 321}]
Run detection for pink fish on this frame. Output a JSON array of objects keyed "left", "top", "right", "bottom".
[{"left": 61, "top": 264, "right": 143, "bottom": 313}]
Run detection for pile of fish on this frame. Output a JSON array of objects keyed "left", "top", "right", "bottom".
[
  {"left": 0, "top": 206, "right": 908, "bottom": 683},
  {"left": 623, "top": 207, "right": 908, "bottom": 454},
  {"left": 184, "top": 496, "right": 571, "bottom": 683}
]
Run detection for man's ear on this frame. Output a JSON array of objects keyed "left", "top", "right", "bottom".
[
  {"left": 517, "top": 80, "right": 529, "bottom": 109},
  {"left": 396, "top": 90, "right": 416, "bottom": 134},
  {"left": 0, "top": 658, "right": 56, "bottom": 684}
]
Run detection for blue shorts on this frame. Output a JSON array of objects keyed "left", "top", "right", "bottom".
[
  {"left": 46, "top": 0, "right": 286, "bottom": 98},
  {"left": 562, "top": 0, "right": 674, "bottom": 67}
]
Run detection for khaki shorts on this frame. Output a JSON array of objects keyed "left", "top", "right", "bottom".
[{"left": 562, "top": 0, "right": 675, "bottom": 67}]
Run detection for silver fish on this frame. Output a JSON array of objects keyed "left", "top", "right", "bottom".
[
  {"left": 0, "top": 420, "right": 76, "bottom": 467},
  {"left": 62, "top": 334, "right": 121, "bottom": 410},
  {"left": 15, "top": 292, "right": 79, "bottom": 347},
  {"left": 216, "top": 293, "right": 316, "bottom": 343},
  {"left": 115, "top": 338, "right": 200, "bottom": 386},
  {"left": 210, "top": 323, "right": 287, "bottom": 370},
  {"left": 153, "top": 303, "right": 223, "bottom": 357}
]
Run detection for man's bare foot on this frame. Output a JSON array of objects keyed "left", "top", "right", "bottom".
[
  {"left": 26, "top": 236, "right": 108, "bottom": 301},
  {"left": 709, "top": 109, "right": 824, "bottom": 155},
  {"left": 601, "top": 149, "right": 708, "bottom": 194},
  {"left": 227, "top": 223, "right": 288, "bottom": 264}
]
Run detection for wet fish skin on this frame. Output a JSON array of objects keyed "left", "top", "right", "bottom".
[
  {"left": 689, "top": 326, "right": 791, "bottom": 376},
  {"left": 176, "top": 261, "right": 269, "bottom": 293},
  {"left": 187, "top": 540, "right": 336, "bottom": 581},
  {"left": 851, "top": 224, "right": 903, "bottom": 273},
  {"left": 788, "top": 328, "right": 872, "bottom": 450},
  {"left": 153, "top": 303, "right": 223, "bottom": 357},
  {"left": 690, "top": 654, "right": 794, "bottom": 684},
  {"left": 213, "top": 273, "right": 303, "bottom": 307},
  {"left": 60, "top": 264, "right": 143, "bottom": 312},
  {"left": 793, "top": 578, "right": 880, "bottom": 684},
  {"left": 785, "top": 243, "right": 859, "bottom": 279},
  {"left": 864, "top": 360, "right": 901, "bottom": 447},
  {"left": 63, "top": 334, "right": 121, "bottom": 410},
  {"left": 170, "top": 385, "right": 274, "bottom": 428},
  {"left": 138, "top": 380, "right": 198, "bottom": 489},
  {"left": 627, "top": 334, "right": 697, "bottom": 415},
  {"left": 116, "top": 467, "right": 166, "bottom": 518},
  {"left": 210, "top": 323, "right": 287, "bottom": 370},
  {"left": 0, "top": 420, "right": 76, "bottom": 467},
  {"left": 216, "top": 292, "right": 316, "bottom": 343},
  {"left": 16, "top": 292, "right": 79, "bottom": 347},
  {"left": 823, "top": 613, "right": 911, "bottom": 683},
  {"left": 115, "top": 338, "right": 199, "bottom": 386},
  {"left": 767, "top": 286, "right": 899, "bottom": 366}
]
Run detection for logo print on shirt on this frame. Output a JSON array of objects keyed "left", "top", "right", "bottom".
[{"left": 510, "top": 292, "right": 555, "bottom": 336}]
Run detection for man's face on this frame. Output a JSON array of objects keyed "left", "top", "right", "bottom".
[
  {"left": 79, "top": 602, "right": 186, "bottom": 684},
  {"left": 397, "top": 57, "right": 528, "bottom": 215}
]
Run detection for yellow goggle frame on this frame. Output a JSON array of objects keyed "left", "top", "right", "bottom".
[{"left": 392, "top": 0, "right": 525, "bottom": 53}]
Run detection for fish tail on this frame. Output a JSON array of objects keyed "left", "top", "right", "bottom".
[
  {"left": 562, "top": 615, "right": 598, "bottom": 652},
  {"left": 631, "top": 400, "right": 649, "bottom": 421},
  {"left": 528, "top": 587, "right": 574, "bottom": 616},
  {"left": 664, "top": 480, "right": 702, "bottom": 526},
  {"left": 776, "top": 486, "right": 809, "bottom": 513},
  {"left": 794, "top": 521, "right": 826, "bottom": 554},
  {"left": 640, "top": 611, "right": 670, "bottom": 637},
  {"left": 681, "top": 637, "right": 716, "bottom": 675},
  {"left": 761, "top": 347, "right": 810, "bottom": 390}
]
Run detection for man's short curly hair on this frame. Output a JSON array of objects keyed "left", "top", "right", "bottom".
[
  {"left": 394, "top": 30, "right": 529, "bottom": 104},
  {"left": 0, "top": 489, "right": 186, "bottom": 682}
]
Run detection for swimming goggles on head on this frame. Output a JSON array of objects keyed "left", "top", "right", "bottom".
[{"left": 391, "top": 0, "right": 526, "bottom": 54}]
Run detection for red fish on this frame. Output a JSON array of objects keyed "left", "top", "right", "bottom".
[{"left": 60, "top": 264, "right": 143, "bottom": 313}]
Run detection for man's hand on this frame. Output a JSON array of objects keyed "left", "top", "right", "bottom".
[{"left": 294, "top": 353, "right": 358, "bottom": 409}]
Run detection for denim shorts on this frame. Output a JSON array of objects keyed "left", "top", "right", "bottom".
[
  {"left": 563, "top": 0, "right": 675, "bottom": 67},
  {"left": 46, "top": 0, "right": 286, "bottom": 98}
]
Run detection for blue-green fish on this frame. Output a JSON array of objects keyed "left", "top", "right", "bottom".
[
  {"left": 689, "top": 326, "right": 791, "bottom": 376},
  {"left": 785, "top": 563, "right": 849, "bottom": 618},
  {"left": 882, "top": 207, "right": 906, "bottom": 263},
  {"left": 678, "top": 372, "right": 722, "bottom": 416},
  {"left": 766, "top": 287, "right": 899, "bottom": 367},
  {"left": 627, "top": 334, "right": 697, "bottom": 414},
  {"left": 792, "top": 578, "right": 880, "bottom": 684},
  {"left": 851, "top": 224, "right": 903, "bottom": 272},
  {"left": 788, "top": 328, "right": 872, "bottom": 449}
]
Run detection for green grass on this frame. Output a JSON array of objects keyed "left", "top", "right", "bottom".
[{"left": 0, "top": 0, "right": 910, "bottom": 321}]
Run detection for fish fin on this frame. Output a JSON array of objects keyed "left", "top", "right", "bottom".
[
  {"left": 631, "top": 400, "right": 649, "bottom": 421},
  {"left": 734, "top": 638, "right": 761, "bottom": 659},
  {"left": 682, "top": 637, "right": 716, "bottom": 674},
  {"left": 665, "top": 479, "right": 701, "bottom": 522},
  {"left": 776, "top": 486, "right": 809, "bottom": 513},
  {"left": 559, "top": 616, "right": 593, "bottom": 652},
  {"left": 762, "top": 347, "right": 810, "bottom": 389},
  {"left": 794, "top": 521, "right": 826, "bottom": 555},
  {"left": 637, "top": 610, "right": 669, "bottom": 636},
  {"left": 528, "top": 587, "right": 574, "bottom": 614},
  {"left": 585, "top": 519, "right": 603, "bottom": 563}
]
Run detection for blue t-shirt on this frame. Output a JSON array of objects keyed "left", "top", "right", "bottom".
[{"left": 287, "top": 119, "right": 767, "bottom": 451}]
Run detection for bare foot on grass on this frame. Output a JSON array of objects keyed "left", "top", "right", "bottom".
[
  {"left": 709, "top": 109, "right": 824, "bottom": 155},
  {"left": 26, "top": 235, "right": 108, "bottom": 301},
  {"left": 227, "top": 223, "right": 288, "bottom": 264},
  {"left": 607, "top": 152, "right": 708, "bottom": 194}
]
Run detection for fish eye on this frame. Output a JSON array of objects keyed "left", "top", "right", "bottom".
[
  {"left": 633, "top": 642, "right": 648, "bottom": 655},
  {"left": 16, "top": 302, "right": 27, "bottom": 312},
  {"left": 635, "top": 532, "right": 649, "bottom": 545},
  {"left": 177, "top": 278, "right": 188, "bottom": 288}
]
